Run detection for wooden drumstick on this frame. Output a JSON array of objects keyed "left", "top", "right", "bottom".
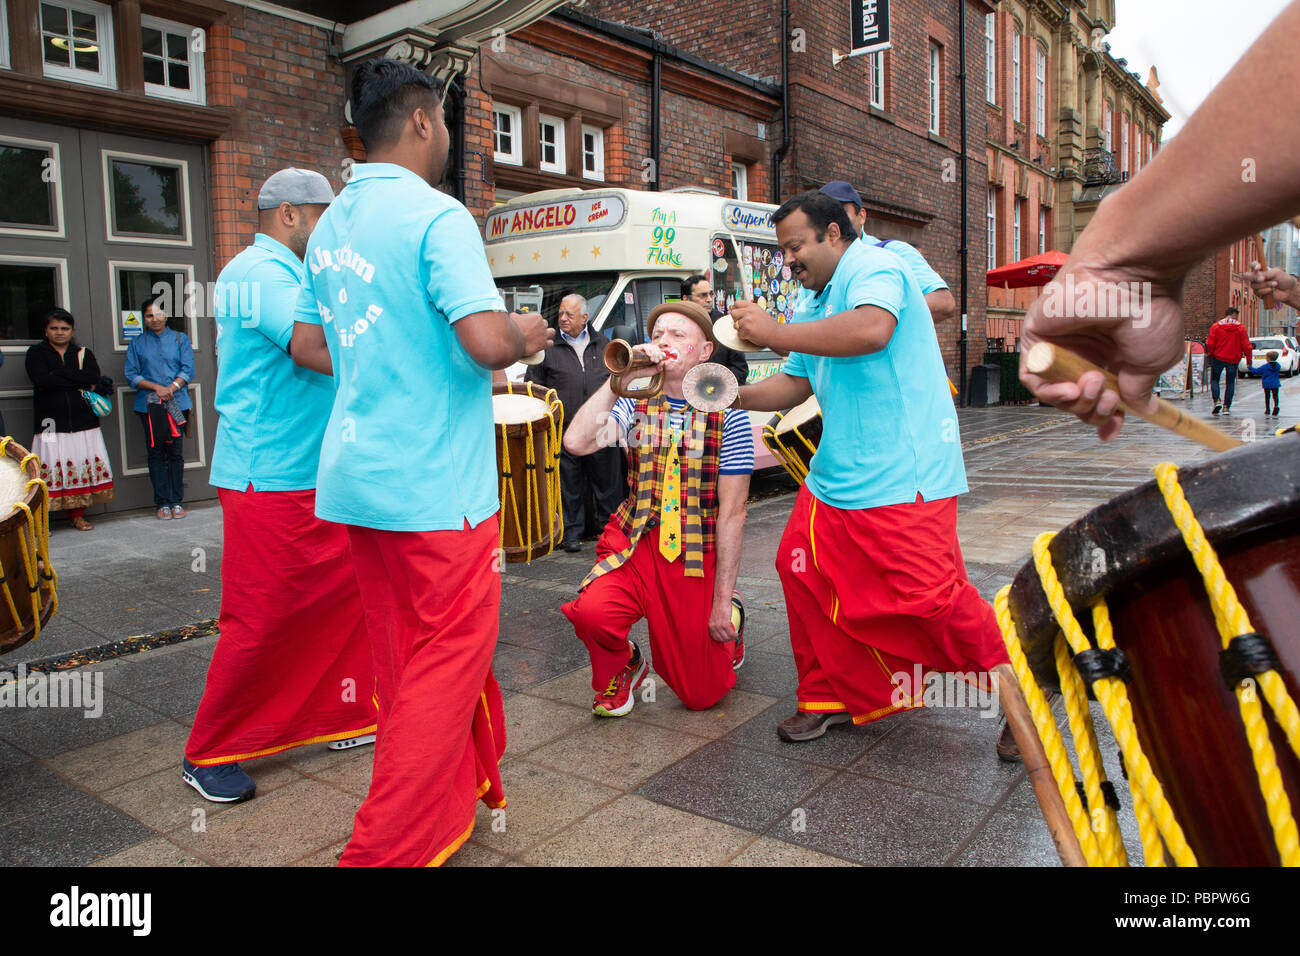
[
  {"left": 993, "top": 664, "right": 1087, "bottom": 867},
  {"left": 1251, "top": 234, "right": 1277, "bottom": 309},
  {"left": 1024, "top": 342, "right": 1243, "bottom": 452}
]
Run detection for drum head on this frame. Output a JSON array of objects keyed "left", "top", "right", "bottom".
[
  {"left": 713, "top": 314, "right": 766, "bottom": 353},
  {"left": 492, "top": 393, "right": 549, "bottom": 425},
  {"left": 0, "top": 455, "right": 26, "bottom": 515},
  {"left": 777, "top": 395, "right": 822, "bottom": 433}
]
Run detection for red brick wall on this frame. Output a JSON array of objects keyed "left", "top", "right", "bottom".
[{"left": 208, "top": 8, "right": 348, "bottom": 270}]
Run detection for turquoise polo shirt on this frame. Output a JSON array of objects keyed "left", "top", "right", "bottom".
[
  {"left": 782, "top": 239, "right": 967, "bottom": 510},
  {"left": 860, "top": 234, "right": 948, "bottom": 294},
  {"left": 293, "top": 163, "right": 505, "bottom": 531},
  {"left": 210, "top": 233, "right": 335, "bottom": 492}
]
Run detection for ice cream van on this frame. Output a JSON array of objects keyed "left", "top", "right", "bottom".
[{"left": 486, "top": 186, "right": 802, "bottom": 470}]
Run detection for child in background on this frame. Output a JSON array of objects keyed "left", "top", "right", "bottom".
[{"left": 1248, "top": 350, "right": 1282, "bottom": 416}]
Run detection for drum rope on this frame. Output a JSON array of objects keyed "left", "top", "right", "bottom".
[
  {"left": 1029, "top": 532, "right": 1197, "bottom": 867},
  {"left": 496, "top": 382, "right": 564, "bottom": 562},
  {"left": 0, "top": 438, "right": 59, "bottom": 643},
  {"left": 994, "top": 585, "right": 1105, "bottom": 865},
  {"left": 1154, "top": 462, "right": 1300, "bottom": 866}
]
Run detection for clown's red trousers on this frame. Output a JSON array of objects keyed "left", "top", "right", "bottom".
[
  {"left": 186, "top": 487, "right": 377, "bottom": 765},
  {"left": 339, "top": 516, "right": 506, "bottom": 867},
  {"left": 777, "top": 485, "right": 1007, "bottom": 724},
  {"left": 563, "top": 520, "right": 736, "bottom": 710}
]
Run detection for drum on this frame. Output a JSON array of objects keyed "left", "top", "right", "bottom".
[
  {"left": 999, "top": 431, "right": 1300, "bottom": 866},
  {"left": 492, "top": 382, "right": 564, "bottom": 563},
  {"left": 761, "top": 395, "right": 822, "bottom": 485},
  {"left": 0, "top": 438, "right": 59, "bottom": 655}
]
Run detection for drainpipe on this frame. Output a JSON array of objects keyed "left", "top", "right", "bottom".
[
  {"left": 958, "top": 0, "right": 969, "bottom": 406},
  {"left": 771, "top": 0, "right": 791, "bottom": 202},
  {"left": 651, "top": 50, "right": 662, "bottom": 192}
]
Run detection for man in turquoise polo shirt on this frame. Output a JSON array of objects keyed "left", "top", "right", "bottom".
[
  {"left": 291, "top": 59, "right": 551, "bottom": 867},
  {"left": 732, "top": 190, "right": 1008, "bottom": 743},
  {"left": 183, "top": 169, "right": 377, "bottom": 805}
]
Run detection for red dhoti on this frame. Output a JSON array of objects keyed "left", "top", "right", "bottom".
[
  {"left": 339, "top": 517, "right": 506, "bottom": 867},
  {"left": 563, "top": 519, "right": 736, "bottom": 711},
  {"left": 776, "top": 485, "right": 1008, "bottom": 724},
  {"left": 186, "top": 487, "right": 378, "bottom": 765}
]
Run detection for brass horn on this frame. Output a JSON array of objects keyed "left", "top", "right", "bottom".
[
  {"left": 604, "top": 339, "right": 666, "bottom": 399},
  {"left": 682, "top": 363, "right": 739, "bottom": 412}
]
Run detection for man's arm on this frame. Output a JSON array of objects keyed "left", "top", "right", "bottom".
[
  {"left": 736, "top": 371, "right": 813, "bottom": 412},
  {"left": 455, "top": 310, "right": 553, "bottom": 370},
  {"left": 731, "top": 300, "right": 896, "bottom": 357},
  {"left": 1248, "top": 267, "right": 1300, "bottom": 309},
  {"left": 291, "top": 322, "right": 333, "bottom": 375},
  {"left": 708, "top": 473, "right": 749, "bottom": 643},
  {"left": 564, "top": 378, "right": 623, "bottom": 456},
  {"left": 925, "top": 288, "right": 957, "bottom": 324},
  {"left": 1019, "top": 0, "right": 1300, "bottom": 436}
]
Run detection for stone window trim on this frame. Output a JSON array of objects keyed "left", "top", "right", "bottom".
[{"left": 0, "top": 1, "right": 11, "bottom": 70}]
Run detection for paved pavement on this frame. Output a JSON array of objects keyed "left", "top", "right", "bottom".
[{"left": 1, "top": 378, "right": 1295, "bottom": 867}]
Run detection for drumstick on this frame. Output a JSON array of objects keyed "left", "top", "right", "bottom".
[
  {"left": 1251, "top": 234, "right": 1277, "bottom": 309},
  {"left": 993, "top": 664, "right": 1087, "bottom": 867},
  {"left": 1024, "top": 343, "right": 1243, "bottom": 452}
]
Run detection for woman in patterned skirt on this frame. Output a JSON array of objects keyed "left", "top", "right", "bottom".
[{"left": 25, "top": 308, "right": 115, "bottom": 530}]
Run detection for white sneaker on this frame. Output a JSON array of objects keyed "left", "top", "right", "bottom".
[{"left": 326, "top": 733, "right": 376, "bottom": 750}]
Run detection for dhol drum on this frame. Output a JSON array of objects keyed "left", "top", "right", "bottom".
[
  {"left": 997, "top": 430, "right": 1300, "bottom": 866},
  {"left": 761, "top": 395, "right": 822, "bottom": 485},
  {"left": 0, "top": 438, "right": 59, "bottom": 655},
  {"left": 492, "top": 382, "right": 564, "bottom": 563}
]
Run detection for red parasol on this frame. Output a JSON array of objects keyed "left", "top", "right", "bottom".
[{"left": 985, "top": 250, "right": 1069, "bottom": 289}]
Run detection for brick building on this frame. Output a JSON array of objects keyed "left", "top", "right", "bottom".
[
  {"left": 1, "top": 0, "right": 1001, "bottom": 514},
  {"left": 984, "top": 0, "right": 1168, "bottom": 348}
]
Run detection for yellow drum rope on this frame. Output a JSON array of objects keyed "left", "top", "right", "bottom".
[
  {"left": 994, "top": 585, "right": 1106, "bottom": 865},
  {"left": 1154, "top": 462, "right": 1300, "bottom": 866},
  {"left": 0, "top": 438, "right": 59, "bottom": 642},
  {"left": 761, "top": 412, "right": 816, "bottom": 485}
]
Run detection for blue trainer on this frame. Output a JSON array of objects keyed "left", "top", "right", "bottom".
[{"left": 182, "top": 759, "right": 255, "bottom": 803}]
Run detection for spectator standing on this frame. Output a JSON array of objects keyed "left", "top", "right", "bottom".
[
  {"left": 1248, "top": 349, "right": 1282, "bottom": 416},
  {"left": 1205, "top": 306, "right": 1253, "bottom": 415},
  {"left": 525, "top": 293, "right": 623, "bottom": 551},
  {"left": 124, "top": 295, "right": 195, "bottom": 518},
  {"left": 25, "top": 308, "right": 115, "bottom": 530},
  {"left": 681, "top": 275, "right": 749, "bottom": 384}
]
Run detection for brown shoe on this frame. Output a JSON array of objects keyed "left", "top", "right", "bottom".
[
  {"left": 996, "top": 719, "right": 1021, "bottom": 762},
  {"left": 777, "top": 710, "right": 852, "bottom": 742}
]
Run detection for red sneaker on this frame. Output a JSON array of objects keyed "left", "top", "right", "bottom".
[
  {"left": 593, "top": 642, "right": 649, "bottom": 717},
  {"left": 730, "top": 593, "right": 746, "bottom": 671}
]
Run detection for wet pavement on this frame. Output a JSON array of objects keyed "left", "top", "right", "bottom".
[{"left": 1, "top": 378, "right": 1295, "bottom": 867}]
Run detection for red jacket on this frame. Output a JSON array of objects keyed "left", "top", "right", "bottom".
[{"left": 1206, "top": 318, "right": 1253, "bottom": 363}]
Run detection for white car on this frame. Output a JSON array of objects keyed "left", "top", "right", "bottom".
[{"left": 1239, "top": 336, "right": 1299, "bottom": 377}]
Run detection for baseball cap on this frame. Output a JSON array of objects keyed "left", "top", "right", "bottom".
[
  {"left": 819, "top": 180, "right": 864, "bottom": 209},
  {"left": 257, "top": 168, "right": 335, "bottom": 210}
]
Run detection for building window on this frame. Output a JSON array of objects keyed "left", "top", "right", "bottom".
[
  {"left": 1039, "top": 207, "right": 1047, "bottom": 254},
  {"left": 103, "top": 151, "right": 191, "bottom": 245},
  {"left": 0, "top": 137, "right": 64, "bottom": 237},
  {"left": 0, "top": 255, "right": 68, "bottom": 341},
  {"left": 987, "top": 187, "right": 997, "bottom": 270},
  {"left": 1103, "top": 101, "right": 1112, "bottom": 152},
  {"left": 1011, "top": 27, "right": 1021, "bottom": 123},
  {"left": 141, "top": 16, "right": 204, "bottom": 105},
  {"left": 868, "top": 50, "right": 885, "bottom": 109},
  {"left": 40, "top": 0, "right": 116, "bottom": 89},
  {"left": 493, "top": 105, "right": 522, "bottom": 165},
  {"left": 1121, "top": 118, "right": 1129, "bottom": 173},
  {"left": 928, "top": 42, "right": 941, "bottom": 135},
  {"left": 984, "top": 13, "right": 996, "bottom": 104},
  {"left": 1013, "top": 200, "right": 1022, "bottom": 259},
  {"left": 732, "top": 163, "right": 748, "bottom": 201},
  {"left": 0, "top": 2, "right": 11, "bottom": 70},
  {"left": 1035, "top": 46, "right": 1046, "bottom": 137},
  {"left": 538, "top": 114, "right": 565, "bottom": 174},
  {"left": 581, "top": 125, "right": 604, "bottom": 181}
]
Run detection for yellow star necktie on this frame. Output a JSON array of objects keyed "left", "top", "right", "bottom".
[{"left": 659, "top": 429, "right": 682, "bottom": 562}]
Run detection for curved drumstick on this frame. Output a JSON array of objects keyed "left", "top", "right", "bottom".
[
  {"left": 1025, "top": 343, "right": 1242, "bottom": 452},
  {"left": 1251, "top": 234, "right": 1277, "bottom": 309}
]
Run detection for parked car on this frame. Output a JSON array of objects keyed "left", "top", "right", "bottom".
[{"left": 1239, "top": 336, "right": 1299, "bottom": 376}]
